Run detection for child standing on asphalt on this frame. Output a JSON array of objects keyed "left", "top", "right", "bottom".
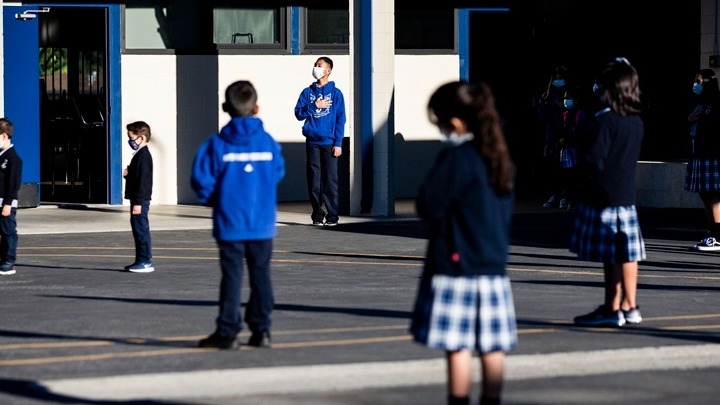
[
  {"left": 410, "top": 81, "right": 517, "bottom": 405},
  {"left": 123, "top": 121, "right": 154, "bottom": 273},
  {"left": 0, "top": 118, "right": 22, "bottom": 276},
  {"left": 571, "top": 57, "right": 646, "bottom": 327},
  {"left": 192, "top": 80, "right": 285, "bottom": 350}
]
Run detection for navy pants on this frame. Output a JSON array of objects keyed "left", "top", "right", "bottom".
[
  {"left": 130, "top": 200, "right": 152, "bottom": 264},
  {"left": 0, "top": 208, "right": 18, "bottom": 264},
  {"left": 216, "top": 239, "right": 274, "bottom": 337},
  {"left": 306, "top": 143, "right": 339, "bottom": 223}
]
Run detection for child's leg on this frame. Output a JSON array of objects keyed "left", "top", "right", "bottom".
[
  {"left": 602, "top": 263, "right": 623, "bottom": 311},
  {"left": 619, "top": 261, "right": 639, "bottom": 310},
  {"left": 244, "top": 239, "right": 274, "bottom": 333},
  {"left": 479, "top": 350, "right": 505, "bottom": 402},
  {"left": 447, "top": 350, "right": 472, "bottom": 400}
]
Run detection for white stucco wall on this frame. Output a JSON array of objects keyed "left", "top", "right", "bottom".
[
  {"left": 120, "top": 53, "right": 460, "bottom": 205},
  {"left": 121, "top": 54, "right": 178, "bottom": 205}
]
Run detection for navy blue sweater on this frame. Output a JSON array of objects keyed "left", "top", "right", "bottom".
[
  {"left": 416, "top": 142, "right": 514, "bottom": 277},
  {"left": 580, "top": 109, "right": 644, "bottom": 207},
  {"left": 124, "top": 146, "right": 153, "bottom": 205}
]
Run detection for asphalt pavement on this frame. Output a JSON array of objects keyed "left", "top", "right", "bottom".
[{"left": 0, "top": 199, "right": 719, "bottom": 404}]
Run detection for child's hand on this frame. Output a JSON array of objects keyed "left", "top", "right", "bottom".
[
  {"left": 315, "top": 98, "right": 332, "bottom": 109},
  {"left": 132, "top": 205, "right": 141, "bottom": 215},
  {"left": 123, "top": 167, "right": 128, "bottom": 177},
  {"left": 1, "top": 205, "right": 10, "bottom": 217}
]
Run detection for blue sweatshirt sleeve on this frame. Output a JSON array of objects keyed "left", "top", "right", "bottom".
[
  {"left": 190, "top": 138, "right": 217, "bottom": 206},
  {"left": 294, "top": 88, "right": 313, "bottom": 121},
  {"left": 333, "top": 89, "right": 347, "bottom": 147}
]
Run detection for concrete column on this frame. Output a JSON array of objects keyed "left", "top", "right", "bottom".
[{"left": 350, "top": 0, "right": 395, "bottom": 216}]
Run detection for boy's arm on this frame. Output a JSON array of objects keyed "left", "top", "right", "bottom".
[
  {"left": 333, "top": 90, "right": 347, "bottom": 148},
  {"left": 190, "top": 141, "right": 217, "bottom": 206},
  {"left": 3, "top": 157, "right": 21, "bottom": 206},
  {"left": 294, "top": 88, "right": 313, "bottom": 121},
  {"left": 133, "top": 155, "right": 153, "bottom": 205}
]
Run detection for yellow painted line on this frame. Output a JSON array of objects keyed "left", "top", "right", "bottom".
[
  {"left": 0, "top": 341, "right": 113, "bottom": 350},
  {"left": 662, "top": 324, "right": 720, "bottom": 331},
  {"left": 271, "top": 335, "right": 411, "bottom": 349},
  {"left": 508, "top": 267, "right": 720, "bottom": 281},
  {"left": 0, "top": 348, "right": 206, "bottom": 366}
]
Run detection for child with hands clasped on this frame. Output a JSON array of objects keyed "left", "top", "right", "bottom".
[{"left": 410, "top": 81, "right": 518, "bottom": 405}]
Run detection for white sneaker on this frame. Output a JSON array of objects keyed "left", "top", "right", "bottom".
[
  {"left": 127, "top": 262, "right": 155, "bottom": 273},
  {"left": 693, "top": 237, "right": 720, "bottom": 251},
  {"left": 558, "top": 198, "right": 568, "bottom": 210}
]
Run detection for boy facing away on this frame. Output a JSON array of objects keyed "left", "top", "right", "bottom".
[
  {"left": 0, "top": 118, "right": 22, "bottom": 276},
  {"left": 191, "top": 80, "right": 286, "bottom": 349}
]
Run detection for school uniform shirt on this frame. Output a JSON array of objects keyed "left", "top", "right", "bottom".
[
  {"left": 191, "top": 116, "right": 286, "bottom": 242},
  {"left": 124, "top": 146, "right": 153, "bottom": 205},
  {"left": 0, "top": 145, "right": 22, "bottom": 208},
  {"left": 579, "top": 108, "right": 644, "bottom": 208},
  {"left": 416, "top": 141, "right": 515, "bottom": 277},
  {"left": 293, "top": 81, "right": 346, "bottom": 147}
]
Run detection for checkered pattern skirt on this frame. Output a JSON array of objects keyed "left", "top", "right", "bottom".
[
  {"left": 569, "top": 204, "right": 646, "bottom": 263},
  {"left": 684, "top": 158, "right": 720, "bottom": 192},
  {"left": 410, "top": 274, "right": 517, "bottom": 353}
]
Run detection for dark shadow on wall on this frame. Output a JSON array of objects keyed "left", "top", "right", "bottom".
[{"left": 176, "top": 55, "right": 219, "bottom": 204}]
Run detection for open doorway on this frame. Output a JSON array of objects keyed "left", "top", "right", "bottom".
[{"left": 38, "top": 7, "right": 108, "bottom": 204}]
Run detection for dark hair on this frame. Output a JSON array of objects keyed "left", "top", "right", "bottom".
[
  {"left": 697, "top": 68, "right": 720, "bottom": 106},
  {"left": 316, "top": 56, "right": 334, "bottom": 70},
  {"left": 126, "top": 121, "right": 151, "bottom": 141},
  {"left": 598, "top": 57, "right": 642, "bottom": 116},
  {"left": 427, "top": 81, "right": 515, "bottom": 195},
  {"left": 223, "top": 80, "right": 258, "bottom": 117},
  {"left": 0, "top": 118, "right": 13, "bottom": 138},
  {"left": 542, "top": 65, "right": 570, "bottom": 101}
]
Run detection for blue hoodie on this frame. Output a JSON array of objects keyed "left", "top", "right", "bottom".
[
  {"left": 294, "top": 81, "right": 346, "bottom": 147},
  {"left": 191, "top": 117, "right": 285, "bottom": 241}
]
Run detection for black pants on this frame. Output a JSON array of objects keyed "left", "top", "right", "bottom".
[{"left": 306, "top": 143, "right": 339, "bottom": 223}]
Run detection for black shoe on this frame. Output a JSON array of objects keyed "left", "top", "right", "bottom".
[
  {"left": 198, "top": 332, "right": 239, "bottom": 349},
  {"left": 247, "top": 330, "right": 271, "bottom": 348},
  {"left": 324, "top": 220, "right": 338, "bottom": 227}
]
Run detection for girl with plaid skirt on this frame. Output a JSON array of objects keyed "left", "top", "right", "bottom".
[
  {"left": 570, "top": 58, "right": 646, "bottom": 327},
  {"left": 410, "top": 81, "right": 517, "bottom": 405},
  {"left": 684, "top": 68, "right": 720, "bottom": 251}
]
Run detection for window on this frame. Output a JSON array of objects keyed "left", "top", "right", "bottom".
[
  {"left": 305, "top": 5, "right": 349, "bottom": 50},
  {"left": 124, "top": 2, "right": 204, "bottom": 50},
  {"left": 396, "top": 7, "right": 455, "bottom": 52},
  {"left": 213, "top": 5, "right": 286, "bottom": 49},
  {"left": 124, "top": 1, "right": 286, "bottom": 51}
]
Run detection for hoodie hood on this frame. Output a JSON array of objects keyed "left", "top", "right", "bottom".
[
  {"left": 310, "top": 80, "right": 336, "bottom": 95},
  {"left": 219, "top": 117, "right": 265, "bottom": 145}
]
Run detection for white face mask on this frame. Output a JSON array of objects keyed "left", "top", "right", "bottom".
[
  {"left": 312, "top": 66, "right": 325, "bottom": 80},
  {"left": 440, "top": 132, "right": 474, "bottom": 145}
]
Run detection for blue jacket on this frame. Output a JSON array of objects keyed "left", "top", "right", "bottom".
[
  {"left": 191, "top": 117, "right": 285, "bottom": 241},
  {"left": 417, "top": 142, "right": 514, "bottom": 277},
  {"left": 294, "top": 81, "right": 346, "bottom": 147}
]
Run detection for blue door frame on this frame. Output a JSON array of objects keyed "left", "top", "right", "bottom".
[{"left": 3, "top": 3, "right": 122, "bottom": 205}]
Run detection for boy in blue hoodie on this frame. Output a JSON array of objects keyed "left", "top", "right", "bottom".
[
  {"left": 294, "top": 56, "right": 346, "bottom": 226},
  {"left": 192, "top": 80, "right": 286, "bottom": 349}
]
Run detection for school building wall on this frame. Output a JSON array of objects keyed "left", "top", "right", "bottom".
[{"left": 120, "top": 53, "right": 458, "bottom": 206}]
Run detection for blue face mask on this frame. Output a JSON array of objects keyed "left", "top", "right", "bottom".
[
  {"left": 563, "top": 99, "right": 575, "bottom": 109},
  {"left": 128, "top": 139, "right": 140, "bottom": 151},
  {"left": 552, "top": 79, "right": 566, "bottom": 88},
  {"left": 693, "top": 83, "right": 703, "bottom": 95}
]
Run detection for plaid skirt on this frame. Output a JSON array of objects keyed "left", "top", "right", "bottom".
[
  {"left": 410, "top": 274, "right": 517, "bottom": 353},
  {"left": 569, "top": 204, "right": 646, "bottom": 263},
  {"left": 684, "top": 158, "right": 720, "bottom": 192}
]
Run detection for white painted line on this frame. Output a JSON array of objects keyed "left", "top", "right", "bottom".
[{"left": 38, "top": 343, "right": 720, "bottom": 401}]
